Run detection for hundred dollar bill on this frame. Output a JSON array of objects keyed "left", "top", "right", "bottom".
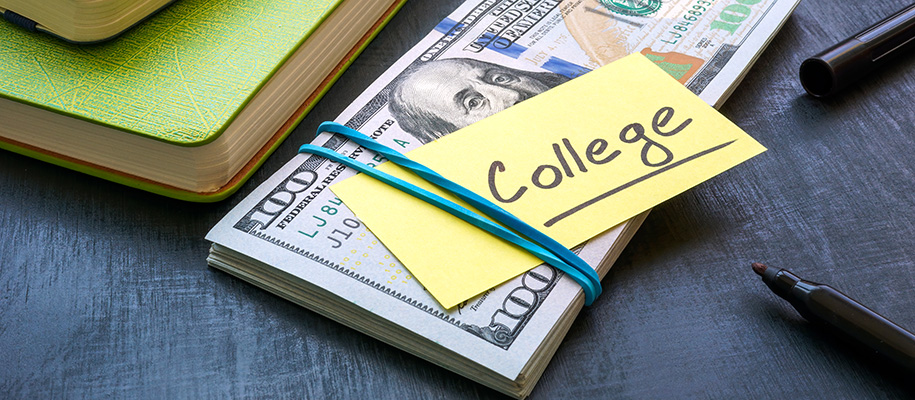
[{"left": 206, "top": 0, "right": 800, "bottom": 397}]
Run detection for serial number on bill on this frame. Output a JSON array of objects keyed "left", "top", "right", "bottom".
[{"left": 662, "top": 0, "right": 715, "bottom": 45}]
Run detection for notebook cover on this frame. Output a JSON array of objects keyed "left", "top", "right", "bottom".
[{"left": 0, "top": 0, "right": 407, "bottom": 202}]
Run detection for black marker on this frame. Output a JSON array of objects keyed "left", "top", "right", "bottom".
[
  {"left": 752, "top": 263, "right": 915, "bottom": 372},
  {"left": 800, "top": 3, "right": 915, "bottom": 97}
]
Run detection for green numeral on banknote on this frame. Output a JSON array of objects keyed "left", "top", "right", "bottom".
[{"left": 710, "top": 0, "right": 761, "bottom": 34}]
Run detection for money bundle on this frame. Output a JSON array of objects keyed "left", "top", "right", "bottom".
[{"left": 207, "top": 0, "right": 801, "bottom": 397}]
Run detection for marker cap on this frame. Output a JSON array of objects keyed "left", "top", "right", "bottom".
[
  {"left": 800, "top": 3, "right": 915, "bottom": 97},
  {"left": 800, "top": 38, "right": 872, "bottom": 97}
]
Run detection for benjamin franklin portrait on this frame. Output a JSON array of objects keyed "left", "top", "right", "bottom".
[{"left": 388, "top": 58, "right": 570, "bottom": 143}]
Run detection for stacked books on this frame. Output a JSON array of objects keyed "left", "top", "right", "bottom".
[
  {"left": 0, "top": 0, "right": 406, "bottom": 201},
  {"left": 0, "top": 0, "right": 176, "bottom": 43}
]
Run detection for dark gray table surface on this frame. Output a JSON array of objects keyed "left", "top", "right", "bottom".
[{"left": 3, "top": 0, "right": 915, "bottom": 398}]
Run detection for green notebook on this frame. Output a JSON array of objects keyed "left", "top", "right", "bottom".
[{"left": 0, "top": 0, "right": 406, "bottom": 201}]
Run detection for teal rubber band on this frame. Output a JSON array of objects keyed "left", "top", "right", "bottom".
[
  {"left": 315, "top": 121, "right": 602, "bottom": 304},
  {"left": 299, "top": 138, "right": 599, "bottom": 305}
]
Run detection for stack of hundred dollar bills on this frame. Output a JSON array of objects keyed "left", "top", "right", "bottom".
[{"left": 206, "top": 0, "right": 801, "bottom": 397}]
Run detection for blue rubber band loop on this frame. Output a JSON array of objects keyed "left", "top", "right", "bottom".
[
  {"left": 315, "top": 122, "right": 602, "bottom": 300},
  {"left": 300, "top": 122, "right": 601, "bottom": 305},
  {"left": 298, "top": 144, "right": 597, "bottom": 304}
]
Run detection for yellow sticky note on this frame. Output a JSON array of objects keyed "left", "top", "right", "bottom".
[{"left": 332, "top": 54, "right": 765, "bottom": 308}]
